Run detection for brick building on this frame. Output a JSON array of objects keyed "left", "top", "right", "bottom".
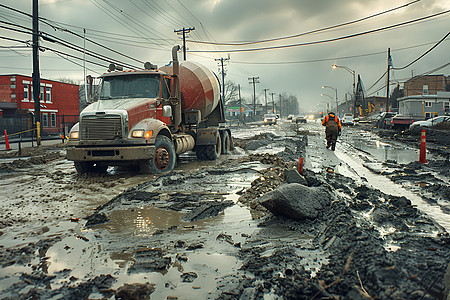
[
  {"left": 404, "top": 75, "right": 449, "bottom": 97},
  {"left": 0, "top": 75, "right": 79, "bottom": 135}
]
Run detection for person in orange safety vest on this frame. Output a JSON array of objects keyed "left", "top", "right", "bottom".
[{"left": 322, "top": 112, "right": 341, "bottom": 151}]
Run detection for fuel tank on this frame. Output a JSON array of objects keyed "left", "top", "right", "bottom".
[{"left": 161, "top": 61, "right": 220, "bottom": 119}]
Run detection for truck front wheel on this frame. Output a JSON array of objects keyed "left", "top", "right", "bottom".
[{"left": 140, "top": 135, "right": 176, "bottom": 174}]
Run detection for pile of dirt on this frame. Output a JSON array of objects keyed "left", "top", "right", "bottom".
[
  {"left": 0, "top": 144, "right": 65, "bottom": 172},
  {"left": 233, "top": 132, "right": 278, "bottom": 150}
]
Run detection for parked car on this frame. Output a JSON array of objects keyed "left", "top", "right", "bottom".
[
  {"left": 410, "top": 116, "right": 450, "bottom": 129},
  {"left": 264, "top": 113, "right": 277, "bottom": 125},
  {"left": 294, "top": 115, "right": 307, "bottom": 123},
  {"left": 376, "top": 112, "right": 397, "bottom": 129},
  {"left": 342, "top": 114, "right": 355, "bottom": 126},
  {"left": 391, "top": 115, "right": 421, "bottom": 130}
]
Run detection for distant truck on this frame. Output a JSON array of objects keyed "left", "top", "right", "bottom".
[{"left": 66, "top": 46, "right": 232, "bottom": 174}]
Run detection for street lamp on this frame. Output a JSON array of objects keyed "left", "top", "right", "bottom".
[
  {"left": 321, "top": 93, "right": 333, "bottom": 112},
  {"left": 332, "top": 64, "right": 356, "bottom": 96},
  {"left": 322, "top": 86, "right": 338, "bottom": 115}
]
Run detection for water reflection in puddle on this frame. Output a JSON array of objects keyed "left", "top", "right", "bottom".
[{"left": 345, "top": 130, "right": 420, "bottom": 164}]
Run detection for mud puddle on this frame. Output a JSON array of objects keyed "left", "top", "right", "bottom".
[{"left": 341, "top": 129, "right": 420, "bottom": 164}]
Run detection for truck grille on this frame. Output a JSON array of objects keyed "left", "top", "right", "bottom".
[{"left": 81, "top": 116, "right": 123, "bottom": 140}]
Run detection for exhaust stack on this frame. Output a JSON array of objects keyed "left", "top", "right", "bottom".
[{"left": 171, "top": 45, "right": 182, "bottom": 130}]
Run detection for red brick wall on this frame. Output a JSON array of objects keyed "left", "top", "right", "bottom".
[
  {"left": 1, "top": 75, "right": 79, "bottom": 133},
  {"left": 0, "top": 76, "right": 12, "bottom": 102},
  {"left": 404, "top": 75, "right": 446, "bottom": 97}
]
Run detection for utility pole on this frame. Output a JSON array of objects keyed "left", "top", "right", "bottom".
[
  {"left": 248, "top": 77, "right": 259, "bottom": 118},
  {"left": 174, "top": 27, "right": 195, "bottom": 60},
  {"left": 385, "top": 48, "right": 392, "bottom": 112},
  {"left": 32, "top": 0, "right": 41, "bottom": 145},
  {"left": 238, "top": 84, "right": 242, "bottom": 122},
  {"left": 263, "top": 88, "right": 269, "bottom": 114},
  {"left": 215, "top": 56, "right": 230, "bottom": 112},
  {"left": 269, "top": 92, "right": 275, "bottom": 113},
  {"left": 279, "top": 94, "right": 282, "bottom": 118}
]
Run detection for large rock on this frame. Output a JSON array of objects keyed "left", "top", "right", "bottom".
[{"left": 259, "top": 183, "right": 333, "bottom": 221}]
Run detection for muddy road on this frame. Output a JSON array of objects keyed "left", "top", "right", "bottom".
[{"left": 0, "top": 120, "right": 449, "bottom": 299}]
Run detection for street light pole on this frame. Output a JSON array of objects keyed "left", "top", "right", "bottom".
[
  {"left": 332, "top": 64, "right": 355, "bottom": 96},
  {"left": 322, "top": 86, "right": 338, "bottom": 115},
  {"left": 321, "top": 93, "right": 333, "bottom": 112}
]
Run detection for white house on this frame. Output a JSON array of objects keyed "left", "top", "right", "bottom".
[{"left": 397, "top": 91, "right": 450, "bottom": 119}]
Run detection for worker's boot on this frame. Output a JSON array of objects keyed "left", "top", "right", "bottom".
[
  {"left": 331, "top": 142, "right": 336, "bottom": 151},
  {"left": 326, "top": 141, "right": 331, "bottom": 149}
]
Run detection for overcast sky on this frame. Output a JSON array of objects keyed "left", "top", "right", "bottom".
[{"left": 1, "top": 0, "right": 449, "bottom": 111}]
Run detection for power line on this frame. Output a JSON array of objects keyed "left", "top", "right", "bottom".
[
  {"left": 366, "top": 70, "right": 388, "bottom": 93},
  {"left": 88, "top": 0, "right": 171, "bottom": 47},
  {"left": 187, "top": 9, "right": 450, "bottom": 53},
  {"left": 392, "top": 31, "right": 450, "bottom": 70},
  {"left": 366, "top": 61, "right": 450, "bottom": 97},
  {"left": 0, "top": 4, "right": 146, "bottom": 68},
  {"left": 188, "top": 0, "right": 421, "bottom": 46},
  {"left": 231, "top": 37, "right": 450, "bottom": 65}
]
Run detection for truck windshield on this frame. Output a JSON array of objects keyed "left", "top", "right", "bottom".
[{"left": 100, "top": 74, "right": 161, "bottom": 100}]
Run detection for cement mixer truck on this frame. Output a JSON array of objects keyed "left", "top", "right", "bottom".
[{"left": 66, "top": 46, "right": 232, "bottom": 174}]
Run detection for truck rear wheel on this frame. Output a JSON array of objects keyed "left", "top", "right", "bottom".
[
  {"left": 140, "top": 135, "right": 176, "bottom": 174},
  {"left": 74, "top": 162, "right": 107, "bottom": 174},
  {"left": 205, "top": 133, "right": 221, "bottom": 160},
  {"left": 222, "top": 131, "right": 231, "bottom": 155}
]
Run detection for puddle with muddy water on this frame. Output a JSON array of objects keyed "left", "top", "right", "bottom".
[
  {"left": 74, "top": 161, "right": 281, "bottom": 298},
  {"left": 342, "top": 129, "right": 420, "bottom": 164}
]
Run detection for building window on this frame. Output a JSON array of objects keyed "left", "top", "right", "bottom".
[
  {"left": 444, "top": 102, "right": 450, "bottom": 109},
  {"left": 42, "top": 113, "right": 48, "bottom": 127},
  {"left": 24, "top": 84, "right": 29, "bottom": 101},
  {"left": 11, "top": 76, "right": 16, "bottom": 82},
  {"left": 425, "top": 101, "right": 432, "bottom": 107},
  {"left": 46, "top": 87, "right": 52, "bottom": 102},
  {"left": 423, "top": 85, "right": 428, "bottom": 95},
  {"left": 425, "top": 112, "right": 432, "bottom": 119},
  {"left": 40, "top": 86, "right": 45, "bottom": 101},
  {"left": 51, "top": 113, "right": 56, "bottom": 127},
  {"left": 10, "top": 84, "right": 16, "bottom": 89},
  {"left": 31, "top": 86, "right": 34, "bottom": 100}
]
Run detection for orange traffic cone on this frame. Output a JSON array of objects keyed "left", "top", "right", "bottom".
[
  {"left": 419, "top": 129, "right": 426, "bottom": 164},
  {"left": 4, "top": 130, "right": 10, "bottom": 150}
]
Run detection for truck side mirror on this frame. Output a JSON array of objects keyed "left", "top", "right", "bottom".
[{"left": 162, "top": 105, "right": 172, "bottom": 117}]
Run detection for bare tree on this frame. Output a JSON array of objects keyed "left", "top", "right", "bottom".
[{"left": 224, "top": 80, "right": 238, "bottom": 105}]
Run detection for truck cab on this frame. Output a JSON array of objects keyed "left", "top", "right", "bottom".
[{"left": 67, "top": 68, "right": 177, "bottom": 174}]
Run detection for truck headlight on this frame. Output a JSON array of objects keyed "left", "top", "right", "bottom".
[
  {"left": 132, "top": 130, "right": 144, "bottom": 138},
  {"left": 132, "top": 130, "right": 153, "bottom": 139},
  {"left": 69, "top": 131, "right": 79, "bottom": 140}
]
